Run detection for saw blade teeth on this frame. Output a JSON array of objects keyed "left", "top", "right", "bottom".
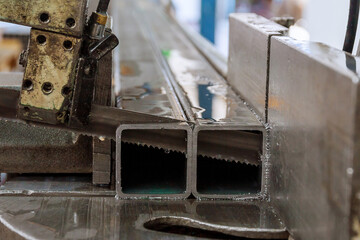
[
  {"left": 123, "top": 141, "right": 260, "bottom": 166},
  {"left": 122, "top": 140, "right": 184, "bottom": 154},
  {"left": 2, "top": 119, "right": 261, "bottom": 166},
  {"left": 198, "top": 153, "right": 260, "bottom": 167}
]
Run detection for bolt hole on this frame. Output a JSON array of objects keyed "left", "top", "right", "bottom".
[
  {"left": 61, "top": 86, "right": 71, "bottom": 96},
  {"left": 37, "top": 35, "right": 47, "bottom": 45},
  {"left": 63, "top": 40, "right": 73, "bottom": 50},
  {"left": 39, "top": 12, "right": 50, "bottom": 23},
  {"left": 22, "top": 79, "right": 33, "bottom": 91},
  {"left": 66, "top": 18, "right": 76, "bottom": 28},
  {"left": 42, "top": 82, "right": 53, "bottom": 95}
]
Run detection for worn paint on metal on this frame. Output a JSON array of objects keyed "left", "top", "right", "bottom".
[
  {"left": 19, "top": 29, "right": 81, "bottom": 124},
  {"left": 0, "top": 0, "right": 88, "bottom": 36}
]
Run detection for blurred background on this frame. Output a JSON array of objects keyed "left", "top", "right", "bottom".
[
  {"left": 0, "top": 0, "right": 358, "bottom": 72},
  {"left": 165, "top": 0, "right": 360, "bottom": 57}
]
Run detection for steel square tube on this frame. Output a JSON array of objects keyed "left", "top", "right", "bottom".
[
  {"left": 132, "top": 1, "right": 267, "bottom": 200},
  {"left": 116, "top": 123, "right": 192, "bottom": 199},
  {"left": 192, "top": 125, "right": 264, "bottom": 200}
]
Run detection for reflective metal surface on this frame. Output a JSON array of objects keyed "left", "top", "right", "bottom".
[
  {"left": 0, "top": 175, "right": 114, "bottom": 196},
  {"left": 0, "top": 90, "right": 183, "bottom": 138},
  {"left": 109, "top": 0, "right": 266, "bottom": 200},
  {"left": 88, "top": 104, "right": 183, "bottom": 138},
  {"left": 177, "top": 22, "right": 228, "bottom": 78},
  {"left": 129, "top": 0, "right": 266, "bottom": 199},
  {"left": 139, "top": 4, "right": 261, "bottom": 126},
  {"left": 113, "top": 1, "right": 186, "bottom": 121},
  {"left": 0, "top": 197, "right": 288, "bottom": 239},
  {"left": 228, "top": 14, "right": 287, "bottom": 122},
  {"left": 268, "top": 36, "right": 360, "bottom": 240}
]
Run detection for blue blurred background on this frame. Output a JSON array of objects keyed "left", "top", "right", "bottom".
[{"left": 166, "top": 0, "right": 360, "bottom": 56}]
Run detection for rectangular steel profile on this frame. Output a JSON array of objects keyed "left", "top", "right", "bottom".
[
  {"left": 134, "top": 0, "right": 266, "bottom": 200},
  {"left": 112, "top": 1, "right": 191, "bottom": 199},
  {"left": 192, "top": 125, "right": 264, "bottom": 200},
  {"left": 116, "top": 123, "right": 192, "bottom": 199},
  {"left": 228, "top": 13, "right": 287, "bottom": 122},
  {"left": 268, "top": 36, "right": 360, "bottom": 240}
]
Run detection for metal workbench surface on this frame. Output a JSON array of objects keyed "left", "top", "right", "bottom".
[{"left": 0, "top": 197, "right": 288, "bottom": 240}]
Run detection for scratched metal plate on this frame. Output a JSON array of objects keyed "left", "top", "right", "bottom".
[{"left": 0, "top": 197, "right": 288, "bottom": 239}]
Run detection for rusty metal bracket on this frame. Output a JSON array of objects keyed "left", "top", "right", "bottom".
[
  {"left": 18, "top": 29, "right": 82, "bottom": 124},
  {"left": 0, "top": 0, "right": 88, "bottom": 37}
]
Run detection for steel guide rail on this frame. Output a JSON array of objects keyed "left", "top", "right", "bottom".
[
  {"left": 176, "top": 21, "right": 228, "bottom": 78},
  {"left": 112, "top": 0, "right": 192, "bottom": 199}
]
